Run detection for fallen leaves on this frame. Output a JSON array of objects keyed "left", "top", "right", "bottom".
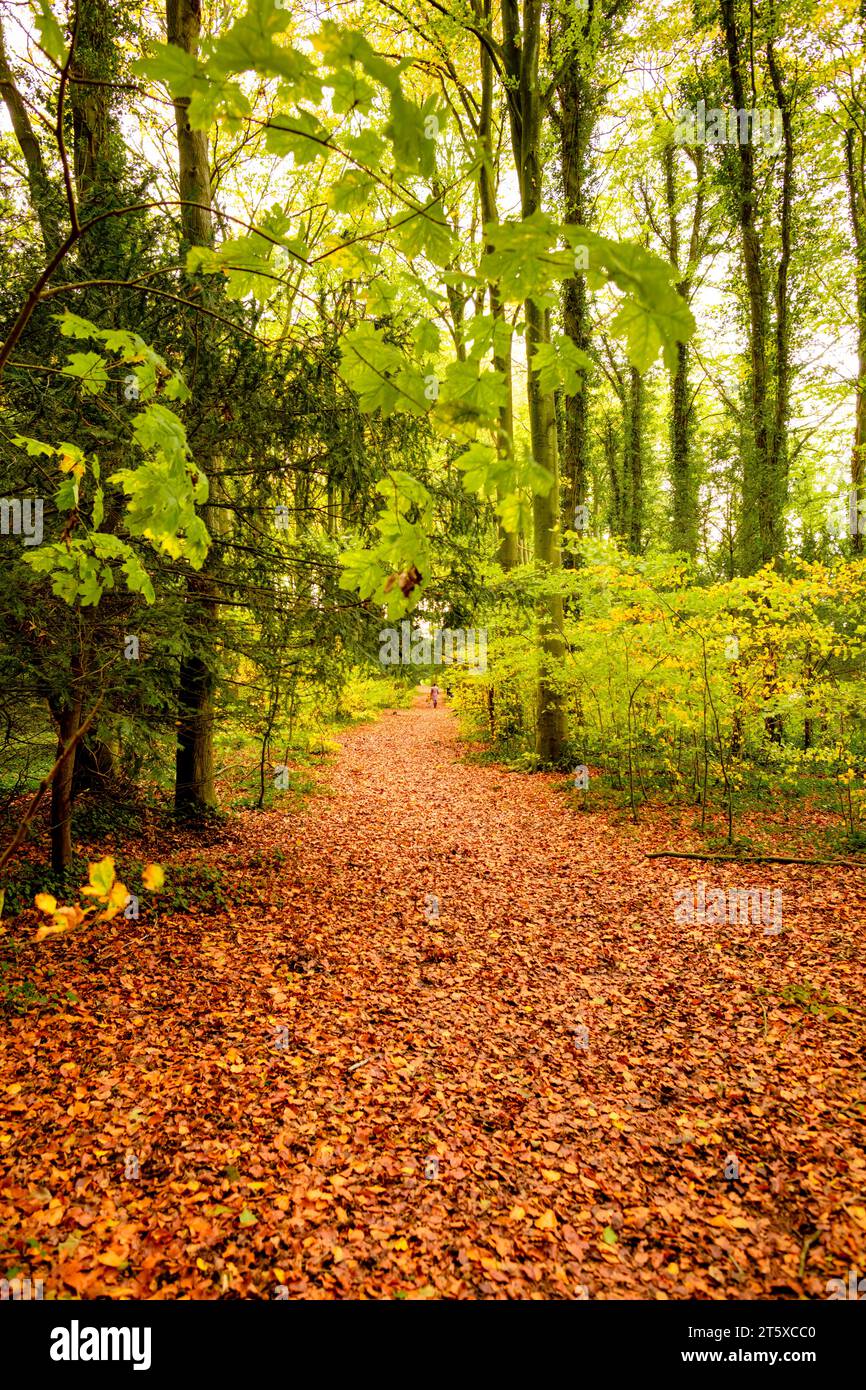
[{"left": 0, "top": 702, "right": 864, "bottom": 1300}]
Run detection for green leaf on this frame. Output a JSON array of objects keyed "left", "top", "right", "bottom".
[
  {"left": 265, "top": 111, "right": 331, "bottom": 165},
  {"left": 62, "top": 352, "right": 109, "bottom": 395},
  {"left": 122, "top": 552, "right": 156, "bottom": 604},
  {"left": 453, "top": 442, "right": 498, "bottom": 494},
  {"left": 131, "top": 404, "right": 188, "bottom": 460},
  {"left": 496, "top": 492, "right": 533, "bottom": 535},
  {"left": 31, "top": 0, "right": 67, "bottom": 65},
  {"left": 12, "top": 434, "right": 55, "bottom": 457},
  {"left": 56, "top": 310, "right": 99, "bottom": 340},
  {"left": 133, "top": 43, "right": 199, "bottom": 96},
  {"left": 531, "top": 337, "right": 592, "bottom": 395}
]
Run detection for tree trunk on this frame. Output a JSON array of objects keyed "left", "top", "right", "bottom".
[
  {"left": 49, "top": 653, "right": 83, "bottom": 875},
  {"left": 626, "top": 365, "right": 644, "bottom": 553},
  {"left": 719, "top": 0, "right": 792, "bottom": 573},
  {"left": 845, "top": 127, "right": 866, "bottom": 553},
  {"left": 556, "top": 3, "right": 597, "bottom": 551},
  {"left": 500, "top": 0, "right": 567, "bottom": 762},
  {"left": 167, "top": 0, "right": 219, "bottom": 816},
  {"left": 475, "top": 5, "right": 518, "bottom": 569},
  {"left": 51, "top": 706, "right": 80, "bottom": 875},
  {"left": 661, "top": 141, "right": 702, "bottom": 558},
  {"left": 0, "top": 20, "right": 63, "bottom": 251},
  {"left": 527, "top": 298, "right": 568, "bottom": 762}
]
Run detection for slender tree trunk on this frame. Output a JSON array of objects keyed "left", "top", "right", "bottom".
[
  {"left": 0, "top": 20, "right": 63, "bottom": 251},
  {"left": 50, "top": 652, "right": 83, "bottom": 875},
  {"left": 475, "top": 6, "right": 517, "bottom": 569},
  {"left": 500, "top": 0, "right": 567, "bottom": 761},
  {"left": 661, "top": 141, "right": 702, "bottom": 557},
  {"left": 845, "top": 127, "right": 866, "bottom": 552},
  {"left": 603, "top": 411, "right": 624, "bottom": 535},
  {"left": 167, "top": 0, "right": 219, "bottom": 815},
  {"left": 626, "top": 365, "right": 644, "bottom": 553},
  {"left": 720, "top": 0, "right": 792, "bottom": 573},
  {"left": 556, "top": 5, "right": 596, "bottom": 549}
]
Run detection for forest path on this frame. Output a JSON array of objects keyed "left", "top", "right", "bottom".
[{"left": 3, "top": 696, "right": 863, "bottom": 1299}]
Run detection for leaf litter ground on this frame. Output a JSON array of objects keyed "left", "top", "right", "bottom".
[{"left": 1, "top": 698, "right": 864, "bottom": 1298}]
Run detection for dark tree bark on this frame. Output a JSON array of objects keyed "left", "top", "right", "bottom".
[
  {"left": 474, "top": 0, "right": 517, "bottom": 568},
  {"left": 167, "top": 0, "right": 219, "bottom": 816},
  {"left": 500, "top": 0, "right": 567, "bottom": 761},
  {"left": 626, "top": 365, "right": 645, "bottom": 553},
  {"left": 49, "top": 655, "right": 83, "bottom": 875},
  {"left": 555, "top": 3, "right": 598, "bottom": 545},
  {"left": 719, "top": 0, "right": 793, "bottom": 573},
  {"left": 661, "top": 141, "right": 704, "bottom": 558}
]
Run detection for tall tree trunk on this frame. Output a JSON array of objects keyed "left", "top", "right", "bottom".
[
  {"left": 603, "top": 411, "right": 624, "bottom": 535},
  {"left": 766, "top": 33, "right": 793, "bottom": 550},
  {"left": 626, "top": 365, "right": 644, "bottom": 553},
  {"left": 556, "top": 3, "right": 597, "bottom": 550},
  {"left": 474, "top": 2, "right": 517, "bottom": 569},
  {"left": 720, "top": 0, "right": 791, "bottom": 573},
  {"left": 661, "top": 141, "right": 703, "bottom": 557},
  {"left": 167, "top": 0, "right": 219, "bottom": 815},
  {"left": 845, "top": 126, "right": 866, "bottom": 552},
  {"left": 501, "top": 0, "right": 567, "bottom": 761}
]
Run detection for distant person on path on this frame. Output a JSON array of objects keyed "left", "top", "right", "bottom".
[{"left": 429, "top": 682, "right": 440, "bottom": 709}]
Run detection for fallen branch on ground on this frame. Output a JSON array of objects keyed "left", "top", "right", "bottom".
[{"left": 645, "top": 850, "right": 865, "bottom": 869}]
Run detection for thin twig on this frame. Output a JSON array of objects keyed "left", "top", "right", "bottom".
[{"left": 645, "top": 850, "right": 865, "bottom": 869}]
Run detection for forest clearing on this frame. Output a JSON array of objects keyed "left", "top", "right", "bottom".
[{"left": 0, "top": 0, "right": 864, "bottom": 1354}]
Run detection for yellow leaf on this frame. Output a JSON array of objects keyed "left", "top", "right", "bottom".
[
  {"left": 708, "top": 1213, "right": 738, "bottom": 1232},
  {"left": 35, "top": 922, "right": 68, "bottom": 942},
  {"left": 97, "top": 1251, "right": 127, "bottom": 1267},
  {"left": 142, "top": 863, "right": 164, "bottom": 892},
  {"left": 196, "top": 1258, "right": 208, "bottom": 1271},
  {"left": 108, "top": 880, "right": 129, "bottom": 908},
  {"left": 81, "top": 856, "right": 115, "bottom": 898},
  {"left": 509, "top": 1205, "right": 527, "bottom": 1222},
  {"left": 5, "top": 1083, "right": 22, "bottom": 1097},
  {"left": 535, "top": 1209, "right": 557, "bottom": 1231},
  {"left": 391, "top": 1237, "right": 408, "bottom": 1250},
  {"left": 35, "top": 893, "right": 57, "bottom": 914},
  {"left": 541, "top": 1169, "right": 561, "bottom": 1182}
]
